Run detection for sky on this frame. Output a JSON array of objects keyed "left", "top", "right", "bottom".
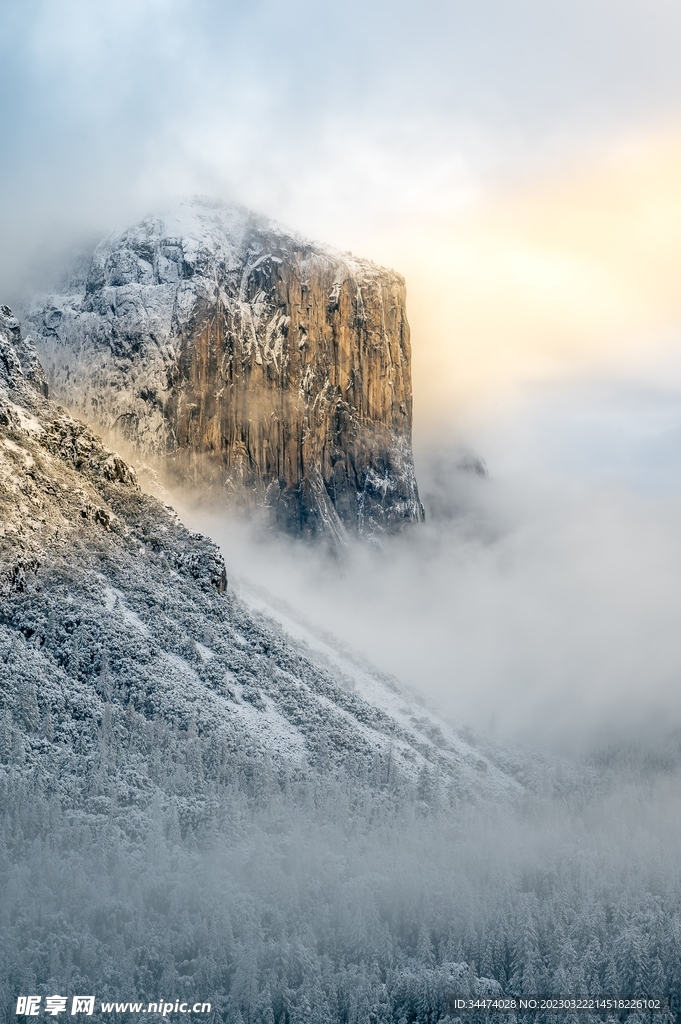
[
  {"left": 4, "top": 0, "right": 681, "bottom": 419},
  {"left": 5, "top": 0, "right": 681, "bottom": 752}
]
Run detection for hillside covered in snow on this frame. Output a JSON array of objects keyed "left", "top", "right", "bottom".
[{"left": 3, "top": 305, "right": 681, "bottom": 1022}]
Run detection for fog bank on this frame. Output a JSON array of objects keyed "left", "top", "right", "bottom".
[{"left": 180, "top": 348, "right": 681, "bottom": 760}]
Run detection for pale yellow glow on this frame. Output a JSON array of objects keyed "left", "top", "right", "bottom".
[{"left": 370, "top": 128, "right": 681, "bottom": 425}]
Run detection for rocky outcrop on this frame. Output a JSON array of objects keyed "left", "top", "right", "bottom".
[
  {"left": 0, "top": 305, "right": 516, "bottom": 795},
  {"left": 0, "top": 304, "right": 48, "bottom": 402},
  {"left": 25, "top": 199, "right": 423, "bottom": 539}
]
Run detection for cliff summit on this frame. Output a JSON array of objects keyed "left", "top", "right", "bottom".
[{"left": 26, "top": 199, "right": 424, "bottom": 539}]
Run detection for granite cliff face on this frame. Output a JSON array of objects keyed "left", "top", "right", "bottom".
[
  {"left": 0, "top": 304, "right": 516, "bottom": 793},
  {"left": 26, "top": 199, "right": 423, "bottom": 539}
]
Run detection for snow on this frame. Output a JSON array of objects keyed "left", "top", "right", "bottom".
[
  {"left": 233, "top": 577, "right": 521, "bottom": 795},
  {"left": 6, "top": 400, "right": 44, "bottom": 434},
  {"left": 102, "top": 584, "right": 151, "bottom": 636}
]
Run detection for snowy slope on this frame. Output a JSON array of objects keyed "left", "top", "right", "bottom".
[
  {"left": 7, "top": 306, "right": 658, "bottom": 1023},
  {"left": 0, "top": 304, "right": 521, "bottom": 813},
  {"left": 235, "top": 579, "right": 523, "bottom": 798}
]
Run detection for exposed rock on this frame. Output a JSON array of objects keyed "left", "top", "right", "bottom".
[
  {"left": 455, "top": 450, "right": 488, "bottom": 477},
  {"left": 0, "top": 305, "right": 519, "bottom": 794},
  {"left": 0, "top": 304, "right": 49, "bottom": 399},
  {"left": 25, "top": 198, "right": 424, "bottom": 539}
]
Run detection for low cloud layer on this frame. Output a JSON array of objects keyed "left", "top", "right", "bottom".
[{"left": 182, "top": 347, "right": 681, "bottom": 760}]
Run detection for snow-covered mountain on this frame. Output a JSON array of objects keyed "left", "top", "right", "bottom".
[
  {"left": 24, "top": 199, "right": 423, "bottom": 541},
  {"left": 3, "top": 305, "right": 678, "bottom": 1021},
  {"left": 0, "top": 303, "right": 526, "bottom": 806}
]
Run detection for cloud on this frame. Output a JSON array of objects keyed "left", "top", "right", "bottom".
[
  {"left": 179, "top": 341, "right": 681, "bottom": 760},
  {"left": 4, "top": 0, "right": 681, "bottom": 295},
  {"left": 6, "top": 0, "right": 681, "bottom": 763},
  {"left": 360, "top": 129, "right": 681, "bottom": 428}
]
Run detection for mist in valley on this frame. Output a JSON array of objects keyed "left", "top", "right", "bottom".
[
  {"left": 182, "top": 354, "right": 681, "bottom": 763},
  {"left": 118, "top": 341, "right": 681, "bottom": 1016},
  {"left": 5, "top": 1, "right": 681, "bottom": 1018}
]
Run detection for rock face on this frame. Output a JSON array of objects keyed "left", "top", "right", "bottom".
[
  {"left": 0, "top": 305, "right": 515, "bottom": 791},
  {"left": 0, "top": 302, "right": 516, "bottom": 805},
  {"left": 0, "top": 304, "right": 49, "bottom": 401},
  {"left": 26, "top": 199, "right": 423, "bottom": 539}
]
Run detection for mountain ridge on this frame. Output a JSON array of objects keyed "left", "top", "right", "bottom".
[{"left": 0, "top": 303, "right": 524, "bottom": 800}]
